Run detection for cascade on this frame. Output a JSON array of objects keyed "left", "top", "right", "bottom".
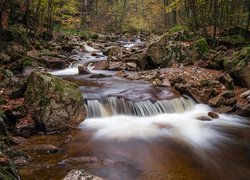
[{"left": 85, "top": 96, "right": 193, "bottom": 118}]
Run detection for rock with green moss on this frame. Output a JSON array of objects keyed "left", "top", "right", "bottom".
[
  {"left": 224, "top": 46, "right": 250, "bottom": 88},
  {"left": 24, "top": 72, "right": 86, "bottom": 132},
  {"left": 144, "top": 29, "right": 194, "bottom": 68},
  {"left": 196, "top": 38, "right": 208, "bottom": 54}
]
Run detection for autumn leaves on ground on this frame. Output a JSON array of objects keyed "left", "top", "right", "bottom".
[{"left": 0, "top": 0, "right": 250, "bottom": 179}]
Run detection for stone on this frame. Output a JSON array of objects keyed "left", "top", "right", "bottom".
[
  {"left": 89, "top": 61, "right": 108, "bottom": 70},
  {"left": 208, "top": 95, "right": 224, "bottom": 107},
  {"left": 108, "top": 61, "right": 126, "bottom": 71},
  {"left": 78, "top": 65, "right": 91, "bottom": 74},
  {"left": 208, "top": 112, "right": 219, "bottom": 119},
  {"left": 160, "top": 78, "right": 171, "bottom": 87},
  {"left": 104, "top": 46, "right": 122, "bottom": 56},
  {"left": 24, "top": 72, "right": 86, "bottom": 132},
  {"left": 114, "top": 70, "right": 127, "bottom": 78},
  {"left": 63, "top": 170, "right": 103, "bottom": 180},
  {"left": 39, "top": 56, "right": 69, "bottom": 69},
  {"left": 24, "top": 144, "right": 61, "bottom": 154},
  {"left": 14, "top": 119, "right": 37, "bottom": 136},
  {"left": 240, "top": 90, "right": 250, "bottom": 99},
  {"left": 218, "top": 106, "right": 235, "bottom": 113},
  {"left": 236, "top": 101, "right": 250, "bottom": 116},
  {"left": 222, "top": 90, "right": 235, "bottom": 98},
  {"left": 89, "top": 74, "right": 112, "bottom": 78},
  {"left": 126, "top": 62, "right": 137, "bottom": 71},
  {"left": 218, "top": 73, "right": 234, "bottom": 90},
  {"left": 196, "top": 116, "right": 212, "bottom": 121}
]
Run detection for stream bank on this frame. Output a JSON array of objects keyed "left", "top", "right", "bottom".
[{"left": 0, "top": 28, "right": 250, "bottom": 179}]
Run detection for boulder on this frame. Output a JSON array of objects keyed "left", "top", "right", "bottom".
[
  {"left": 24, "top": 72, "right": 86, "bottom": 132},
  {"left": 63, "top": 170, "right": 103, "bottom": 180},
  {"left": 236, "top": 101, "right": 250, "bottom": 116},
  {"left": 104, "top": 46, "right": 122, "bottom": 56},
  {"left": 224, "top": 46, "right": 250, "bottom": 88},
  {"left": 78, "top": 65, "right": 91, "bottom": 74},
  {"left": 143, "top": 28, "right": 195, "bottom": 69}
]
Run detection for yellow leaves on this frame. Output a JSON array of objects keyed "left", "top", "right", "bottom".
[{"left": 166, "top": 0, "right": 182, "bottom": 13}]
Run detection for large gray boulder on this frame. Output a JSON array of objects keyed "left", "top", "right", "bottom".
[{"left": 24, "top": 72, "right": 86, "bottom": 132}]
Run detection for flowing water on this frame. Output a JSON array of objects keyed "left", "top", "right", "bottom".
[{"left": 18, "top": 42, "right": 250, "bottom": 180}]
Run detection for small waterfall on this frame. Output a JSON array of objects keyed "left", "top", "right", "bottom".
[{"left": 86, "top": 96, "right": 193, "bottom": 118}]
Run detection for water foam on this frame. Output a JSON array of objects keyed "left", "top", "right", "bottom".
[{"left": 80, "top": 104, "right": 247, "bottom": 148}]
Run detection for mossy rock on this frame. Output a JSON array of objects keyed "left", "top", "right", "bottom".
[
  {"left": 25, "top": 72, "right": 86, "bottom": 132},
  {"left": 220, "top": 35, "right": 246, "bottom": 45},
  {"left": 196, "top": 38, "right": 208, "bottom": 54},
  {"left": 224, "top": 46, "right": 250, "bottom": 88},
  {"left": 10, "top": 56, "right": 39, "bottom": 73}
]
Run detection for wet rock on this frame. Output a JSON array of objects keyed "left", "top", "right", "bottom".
[
  {"left": 39, "top": 56, "right": 69, "bottom": 69},
  {"left": 24, "top": 144, "right": 61, "bottom": 154},
  {"left": 108, "top": 61, "right": 126, "bottom": 71},
  {"left": 208, "top": 112, "right": 219, "bottom": 119},
  {"left": 114, "top": 70, "right": 127, "bottom": 78},
  {"left": 236, "top": 102, "right": 250, "bottom": 116},
  {"left": 104, "top": 46, "right": 122, "bottom": 56},
  {"left": 218, "top": 106, "right": 235, "bottom": 113},
  {"left": 24, "top": 72, "right": 86, "bottom": 132},
  {"left": 208, "top": 95, "right": 224, "bottom": 107},
  {"left": 63, "top": 169, "right": 103, "bottom": 180},
  {"left": 89, "top": 74, "right": 112, "bottom": 78},
  {"left": 175, "top": 83, "right": 213, "bottom": 103},
  {"left": 196, "top": 116, "right": 212, "bottom": 121},
  {"left": 161, "top": 78, "right": 171, "bottom": 87},
  {"left": 152, "top": 78, "right": 162, "bottom": 87},
  {"left": 78, "top": 65, "right": 91, "bottom": 74},
  {"left": 89, "top": 61, "right": 108, "bottom": 70},
  {"left": 126, "top": 62, "right": 137, "bottom": 71}
]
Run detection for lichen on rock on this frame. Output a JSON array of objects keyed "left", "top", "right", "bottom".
[{"left": 24, "top": 72, "right": 86, "bottom": 132}]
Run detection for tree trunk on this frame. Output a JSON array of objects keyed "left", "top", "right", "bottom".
[{"left": 247, "top": 0, "right": 250, "bottom": 31}]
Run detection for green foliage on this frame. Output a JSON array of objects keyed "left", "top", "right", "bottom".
[
  {"left": 169, "top": 25, "right": 188, "bottom": 33},
  {"left": 78, "top": 30, "right": 91, "bottom": 40},
  {"left": 196, "top": 38, "right": 208, "bottom": 54}
]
